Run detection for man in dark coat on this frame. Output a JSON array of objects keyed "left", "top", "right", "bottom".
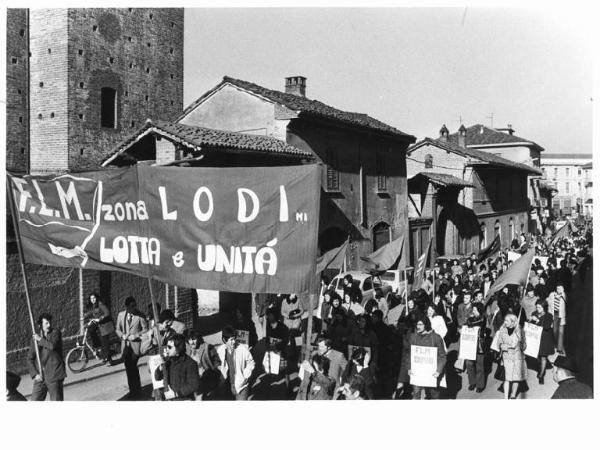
[
  {"left": 551, "top": 356, "right": 593, "bottom": 399},
  {"left": 28, "top": 313, "right": 66, "bottom": 401},
  {"left": 155, "top": 333, "right": 201, "bottom": 400},
  {"left": 116, "top": 296, "right": 148, "bottom": 399}
]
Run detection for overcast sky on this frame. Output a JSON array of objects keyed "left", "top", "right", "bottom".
[{"left": 183, "top": 7, "right": 594, "bottom": 154}]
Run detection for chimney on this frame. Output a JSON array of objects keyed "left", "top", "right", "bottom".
[
  {"left": 458, "top": 124, "right": 467, "bottom": 148},
  {"left": 285, "top": 76, "right": 307, "bottom": 97},
  {"left": 496, "top": 124, "right": 515, "bottom": 135},
  {"left": 439, "top": 124, "right": 449, "bottom": 142}
]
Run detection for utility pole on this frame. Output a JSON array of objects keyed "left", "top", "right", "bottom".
[{"left": 486, "top": 113, "right": 494, "bottom": 128}]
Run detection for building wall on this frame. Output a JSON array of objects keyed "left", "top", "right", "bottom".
[
  {"left": 541, "top": 156, "right": 592, "bottom": 216},
  {"left": 179, "top": 84, "right": 277, "bottom": 136},
  {"left": 286, "top": 120, "right": 408, "bottom": 270},
  {"left": 29, "top": 9, "right": 70, "bottom": 174},
  {"left": 67, "top": 8, "right": 184, "bottom": 171},
  {"left": 6, "top": 8, "right": 29, "bottom": 173},
  {"left": 407, "top": 143, "right": 530, "bottom": 256}
]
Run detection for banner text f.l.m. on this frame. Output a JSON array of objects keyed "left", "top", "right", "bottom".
[{"left": 8, "top": 164, "right": 321, "bottom": 294}]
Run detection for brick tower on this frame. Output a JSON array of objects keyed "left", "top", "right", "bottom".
[{"left": 6, "top": 7, "right": 184, "bottom": 174}]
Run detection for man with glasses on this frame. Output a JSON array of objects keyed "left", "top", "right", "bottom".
[{"left": 154, "top": 333, "right": 200, "bottom": 401}]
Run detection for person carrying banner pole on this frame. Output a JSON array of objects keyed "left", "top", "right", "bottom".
[{"left": 6, "top": 176, "right": 43, "bottom": 378}]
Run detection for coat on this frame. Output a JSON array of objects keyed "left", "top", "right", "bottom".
[
  {"left": 295, "top": 371, "right": 335, "bottom": 400},
  {"left": 216, "top": 343, "right": 255, "bottom": 394},
  {"left": 115, "top": 310, "right": 148, "bottom": 355},
  {"left": 28, "top": 329, "right": 66, "bottom": 383},
  {"left": 155, "top": 353, "right": 200, "bottom": 400},
  {"left": 84, "top": 302, "right": 114, "bottom": 336},
  {"left": 497, "top": 326, "right": 527, "bottom": 381},
  {"left": 551, "top": 378, "right": 593, "bottom": 399},
  {"left": 530, "top": 312, "right": 555, "bottom": 356},
  {"left": 321, "top": 348, "right": 348, "bottom": 392}
]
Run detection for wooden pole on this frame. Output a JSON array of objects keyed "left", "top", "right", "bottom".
[
  {"left": 147, "top": 277, "right": 166, "bottom": 398},
  {"left": 6, "top": 175, "right": 43, "bottom": 377}
]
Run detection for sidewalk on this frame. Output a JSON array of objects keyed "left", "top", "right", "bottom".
[{"left": 20, "top": 355, "right": 150, "bottom": 399}]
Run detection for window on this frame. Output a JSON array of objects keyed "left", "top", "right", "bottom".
[
  {"left": 424, "top": 154, "right": 433, "bottom": 169},
  {"left": 100, "top": 88, "right": 117, "bottom": 128},
  {"left": 554, "top": 167, "right": 558, "bottom": 178},
  {"left": 509, "top": 218, "right": 514, "bottom": 241},
  {"left": 566, "top": 167, "right": 570, "bottom": 178},
  {"left": 376, "top": 153, "right": 387, "bottom": 191},
  {"left": 578, "top": 168, "right": 582, "bottom": 176},
  {"left": 373, "top": 222, "right": 390, "bottom": 251},
  {"left": 325, "top": 148, "right": 339, "bottom": 191},
  {"left": 542, "top": 168, "right": 546, "bottom": 177},
  {"left": 565, "top": 182, "right": 570, "bottom": 194},
  {"left": 480, "top": 223, "right": 487, "bottom": 249}
]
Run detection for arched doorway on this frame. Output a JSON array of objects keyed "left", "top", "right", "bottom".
[{"left": 372, "top": 222, "right": 391, "bottom": 251}]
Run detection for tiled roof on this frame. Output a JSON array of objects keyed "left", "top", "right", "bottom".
[
  {"left": 180, "top": 76, "right": 416, "bottom": 141},
  {"left": 409, "top": 172, "right": 474, "bottom": 188},
  {"left": 408, "top": 137, "right": 542, "bottom": 175},
  {"left": 447, "top": 124, "right": 544, "bottom": 151},
  {"left": 581, "top": 161, "right": 593, "bottom": 169},
  {"left": 103, "top": 119, "right": 313, "bottom": 165}
]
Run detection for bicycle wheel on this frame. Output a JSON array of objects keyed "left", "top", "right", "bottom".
[{"left": 66, "top": 345, "right": 90, "bottom": 373}]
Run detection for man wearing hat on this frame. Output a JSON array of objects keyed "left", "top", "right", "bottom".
[{"left": 551, "top": 355, "right": 593, "bottom": 399}]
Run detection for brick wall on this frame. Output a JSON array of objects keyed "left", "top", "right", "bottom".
[
  {"left": 29, "top": 9, "right": 70, "bottom": 174},
  {"left": 67, "top": 7, "right": 184, "bottom": 170},
  {"left": 6, "top": 8, "right": 29, "bottom": 173}
]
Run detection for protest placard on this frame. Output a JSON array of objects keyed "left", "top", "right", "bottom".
[
  {"left": 458, "top": 326, "right": 479, "bottom": 361},
  {"left": 148, "top": 354, "right": 164, "bottom": 390},
  {"left": 507, "top": 250, "right": 522, "bottom": 263},
  {"left": 7, "top": 164, "right": 321, "bottom": 294},
  {"left": 524, "top": 322, "right": 542, "bottom": 358},
  {"left": 410, "top": 345, "right": 438, "bottom": 387},
  {"left": 263, "top": 351, "right": 281, "bottom": 375},
  {"left": 490, "top": 332, "right": 500, "bottom": 352}
]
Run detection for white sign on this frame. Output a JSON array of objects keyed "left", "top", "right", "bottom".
[
  {"left": 458, "top": 326, "right": 479, "bottom": 361},
  {"left": 148, "top": 354, "right": 165, "bottom": 390},
  {"left": 524, "top": 322, "right": 542, "bottom": 358},
  {"left": 410, "top": 345, "right": 438, "bottom": 388},
  {"left": 507, "top": 250, "right": 522, "bottom": 263},
  {"left": 490, "top": 332, "right": 500, "bottom": 352},
  {"left": 263, "top": 351, "right": 281, "bottom": 375}
]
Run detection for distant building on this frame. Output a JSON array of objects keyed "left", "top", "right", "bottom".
[
  {"left": 406, "top": 125, "right": 541, "bottom": 260},
  {"left": 540, "top": 153, "right": 592, "bottom": 218},
  {"left": 445, "top": 124, "right": 549, "bottom": 232},
  {"left": 582, "top": 161, "right": 593, "bottom": 218},
  {"left": 148, "top": 75, "right": 417, "bottom": 268}
]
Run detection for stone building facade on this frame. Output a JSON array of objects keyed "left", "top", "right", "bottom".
[
  {"left": 406, "top": 126, "right": 541, "bottom": 260},
  {"left": 174, "top": 75, "right": 416, "bottom": 269},
  {"left": 5, "top": 8, "right": 184, "bottom": 373}
]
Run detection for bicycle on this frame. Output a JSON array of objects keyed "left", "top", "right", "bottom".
[{"left": 66, "top": 320, "right": 120, "bottom": 373}]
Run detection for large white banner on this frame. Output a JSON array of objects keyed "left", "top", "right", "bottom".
[
  {"left": 410, "top": 345, "right": 438, "bottom": 387},
  {"left": 458, "top": 326, "right": 479, "bottom": 361},
  {"left": 524, "top": 322, "right": 542, "bottom": 358}
]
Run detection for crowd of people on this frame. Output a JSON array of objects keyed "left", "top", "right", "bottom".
[{"left": 9, "top": 220, "right": 592, "bottom": 401}]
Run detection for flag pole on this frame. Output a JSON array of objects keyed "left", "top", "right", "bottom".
[
  {"left": 147, "top": 276, "right": 166, "bottom": 399},
  {"left": 6, "top": 175, "right": 43, "bottom": 377}
]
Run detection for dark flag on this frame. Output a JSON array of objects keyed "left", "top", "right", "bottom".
[
  {"left": 550, "top": 223, "right": 570, "bottom": 246},
  {"left": 360, "top": 235, "right": 405, "bottom": 271},
  {"left": 485, "top": 249, "right": 535, "bottom": 300},
  {"left": 411, "top": 237, "right": 432, "bottom": 293},
  {"left": 315, "top": 238, "right": 348, "bottom": 274},
  {"left": 477, "top": 234, "right": 501, "bottom": 263}
]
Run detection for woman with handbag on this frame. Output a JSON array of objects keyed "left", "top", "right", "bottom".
[
  {"left": 84, "top": 292, "right": 115, "bottom": 365},
  {"left": 497, "top": 313, "right": 527, "bottom": 399}
]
